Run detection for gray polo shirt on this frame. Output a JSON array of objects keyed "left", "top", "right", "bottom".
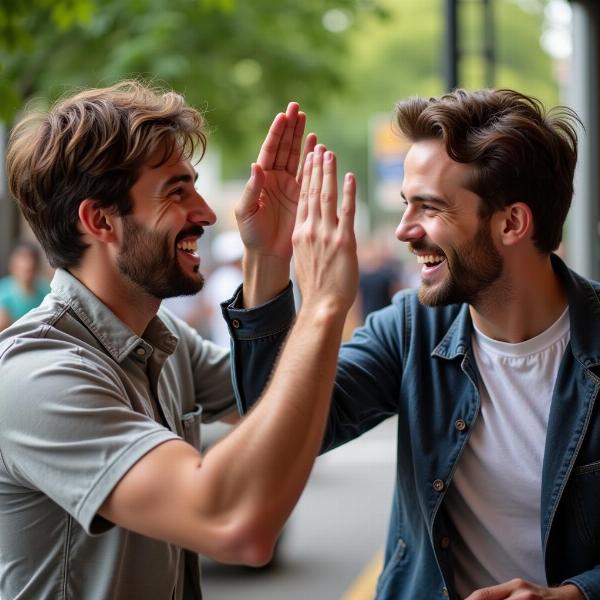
[{"left": 0, "top": 269, "right": 235, "bottom": 599}]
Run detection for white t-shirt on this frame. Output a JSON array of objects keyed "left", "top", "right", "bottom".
[{"left": 445, "top": 307, "right": 570, "bottom": 598}]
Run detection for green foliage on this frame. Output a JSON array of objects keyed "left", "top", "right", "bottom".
[
  {"left": 0, "top": 0, "right": 387, "bottom": 166},
  {"left": 1, "top": 0, "right": 560, "bottom": 217}
]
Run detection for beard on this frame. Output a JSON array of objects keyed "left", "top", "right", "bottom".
[
  {"left": 416, "top": 218, "right": 503, "bottom": 307},
  {"left": 117, "top": 216, "right": 205, "bottom": 299}
]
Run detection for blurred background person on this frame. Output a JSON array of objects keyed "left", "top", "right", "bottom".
[
  {"left": 200, "top": 230, "right": 244, "bottom": 346},
  {"left": 0, "top": 241, "right": 50, "bottom": 331},
  {"left": 357, "top": 236, "right": 403, "bottom": 324}
]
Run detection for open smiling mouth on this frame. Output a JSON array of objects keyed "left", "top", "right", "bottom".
[
  {"left": 415, "top": 253, "right": 446, "bottom": 268},
  {"left": 177, "top": 239, "right": 198, "bottom": 254},
  {"left": 176, "top": 239, "right": 200, "bottom": 266}
]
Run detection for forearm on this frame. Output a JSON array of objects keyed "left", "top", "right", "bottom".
[
  {"left": 200, "top": 303, "right": 345, "bottom": 557},
  {"left": 242, "top": 251, "right": 290, "bottom": 308}
]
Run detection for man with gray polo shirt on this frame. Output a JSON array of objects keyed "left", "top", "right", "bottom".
[{"left": 0, "top": 81, "right": 358, "bottom": 599}]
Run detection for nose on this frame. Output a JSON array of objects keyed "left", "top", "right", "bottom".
[
  {"left": 395, "top": 206, "right": 425, "bottom": 243},
  {"left": 189, "top": 190, "right": 217, "bottom": 226}
]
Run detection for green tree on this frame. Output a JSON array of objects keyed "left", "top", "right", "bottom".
[{"left": 0, "top": 0, "right": 388, "bottom": 165}]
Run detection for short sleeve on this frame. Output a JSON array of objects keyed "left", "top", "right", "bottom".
[{"left": 0, "top": 337, "right": 180, "bottom": 534}]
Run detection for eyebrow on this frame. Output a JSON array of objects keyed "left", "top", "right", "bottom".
[
  {"left": 400, "top": 191, "right": 449, "bottom": 207},
  {"left": 160, "top": 172, "right": 198, "bottom": 194}
]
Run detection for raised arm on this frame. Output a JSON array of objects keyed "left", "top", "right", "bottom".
[
  {"left": 235, "top": 102, "right": 316, "bottom": 307},
  {"left": 99, "top": 149, "right": 357, "bottom": 566}
]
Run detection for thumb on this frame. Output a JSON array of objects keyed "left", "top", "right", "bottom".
[{"left": 236, "top": 163, "right": 265, "bottom": 219}]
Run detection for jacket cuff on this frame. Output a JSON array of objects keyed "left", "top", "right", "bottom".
[
  {"left": 563, "top": 568, "right": 600, "bottom": 600},
  {"left": 220, "top": 282, "right": 295, "bottom": 340}
]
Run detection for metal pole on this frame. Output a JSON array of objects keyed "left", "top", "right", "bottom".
[
  {"left": 567, "top": 0, "right": 600, "bottom": 279},
  {"left": 444, "top": 0, "right": 459, "bottom": 90},
  {"left": 483, "top": 0, "right": 495, "bottom": 88}
]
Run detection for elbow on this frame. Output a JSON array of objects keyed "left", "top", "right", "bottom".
[
  {"left": 218, "top": 516, "right": 279, "bottom": 567},
  {"left": 237, "top": 539, "right": 275, "bottom": 568}
]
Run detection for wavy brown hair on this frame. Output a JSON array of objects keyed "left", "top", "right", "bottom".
[
  {"left": 395, "top": 88, "right": 580, "bottom": 253},
  {"left": 7, "top": 80, "right": 206, "bottom": 269}
]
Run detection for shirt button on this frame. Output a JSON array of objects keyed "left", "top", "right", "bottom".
[
  {"left": 232, "top": 319, "right": 241, "bottom": 329},
  {"left": 433, "top": 479, "right": 445, "bottom": 492},
  {"left": 455, "top": 418, "right": 467, "bottom": 431},
  {"left": 440, "top": 536, "right": 450, "bottom": 550},
  {"left": 135, "top": 346, "right": 146, "bottom": 356}
]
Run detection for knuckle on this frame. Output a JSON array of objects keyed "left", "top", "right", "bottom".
[
  {"left": 320, "top": 191, "right": 333, "bottom": 203},
  {"left": 305, "top": 228, "right": 317, "bottom": 243}
]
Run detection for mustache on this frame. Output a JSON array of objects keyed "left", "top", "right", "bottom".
[
  {"left": 408, "top": 241, "right": 445, "bottom": 255},
  {"left": 175, "top": 226, "right": 205, "bottom": 244}
]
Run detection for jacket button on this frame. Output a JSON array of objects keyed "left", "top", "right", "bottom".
[
  {"left": 455, "top": 418, "right": 467, "bottom": 431},
  {"left": 440, "top": 536, "right": 450, "bottom": 550},
  {"left": 232, "top": 319, "right": 240, "bottom": 329},
  {"left": 442, "top": 587, "right": 449, "bottom": 597},
  {"left": 433, "top": 479, "right": 445, "bottom": 492}
]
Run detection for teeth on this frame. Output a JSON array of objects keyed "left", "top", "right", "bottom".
[
  {"left": 416, "top": 254, "right": 445, "bottom": 264},
  {"left": 177, "top": 239, "right": 198, "bottom": 252}
]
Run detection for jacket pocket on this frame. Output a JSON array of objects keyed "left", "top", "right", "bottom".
[
  {"left": 181, "top": 404, "right": 203, "bottom": 451},
  {"left": 570, "top": 459, "right": 600, "bottom": 544}
]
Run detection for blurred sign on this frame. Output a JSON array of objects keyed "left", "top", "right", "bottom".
[{"left": 368, "top": 115, "right": 410, "bottom": 211}]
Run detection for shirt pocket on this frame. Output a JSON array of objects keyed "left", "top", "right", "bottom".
[
  {"left": 181, "top": 403, "right": 203, "bottom": 451},
  {"left": 570, "top": 459, "right": 600, "bottom": 544}
]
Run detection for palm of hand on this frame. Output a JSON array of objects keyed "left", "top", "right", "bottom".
[{"left": 240, "top": 169, "right": 300, "bottom": 260}]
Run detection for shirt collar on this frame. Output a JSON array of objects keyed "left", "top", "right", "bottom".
[{"left": 50, "top": 269, "right": 178, "bottom": 364}]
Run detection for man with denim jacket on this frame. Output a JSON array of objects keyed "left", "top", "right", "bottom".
[
  {"left": 225, "top": 89, "right": 597, "bottom": 599},
  {"left": 0, "top": 81, "right": 358, "bottom": 599}
]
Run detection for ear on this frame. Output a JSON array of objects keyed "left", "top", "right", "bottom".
[
  {"left": 78, "top": 199, "right": 119, "bottom": 244},
  {"left": 496, "top": 202, "right": 533, "bottom": 247}
]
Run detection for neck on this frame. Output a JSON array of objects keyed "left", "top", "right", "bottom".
[
  {"left": 70, "top": 253, "right": 159, "bottom": 337},
  {"left": 469, "top": 252, "right": 567, "bottom": 343}
]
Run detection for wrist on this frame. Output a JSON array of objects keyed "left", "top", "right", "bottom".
[
  {"left": 243, "top": 252, "right": 290, "bottom": 308},
  {"left": 296, "top": 297, "right": 348, "bottom": 330}
]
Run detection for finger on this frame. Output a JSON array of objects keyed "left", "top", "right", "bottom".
[
  {"left": 308, "top": 145, "right": 325, "bottom": 221},
  {"left": 286, "top": 111, "right": 306, "bottom": 175},
  {"left": 257, "top": 112, "right": 287, "bottom": 170},
  {"left": 296, "top": 132, "right": 318, "bottom": 185},
  {"left": 339, "top": 173, "right": 356, "bottom": 237},
  {"left": 320, "top": 151, "right": 338, "bottom": 227},
  {"left": 296, "top": 152, "right": 312, "bottom": 226},
  {"left": 236, "top": 163, "right": 266, "bottom": 220},
  {"left": 274, "top": 102, "right": 300, "bottom": 170},
  {"left": 465, "top": 581, "right": 515, "bottom": 600}
]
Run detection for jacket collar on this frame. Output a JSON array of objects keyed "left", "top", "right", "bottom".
[
  {"left": 552, "top": 254, "right": 600, "bottom": 367},
  {"left": 431, "top": 254, "right": 600, "bottom": 365}
]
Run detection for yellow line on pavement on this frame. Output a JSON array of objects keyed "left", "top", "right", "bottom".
[{"left": 339, "top": 549, "right": 384, "bottom": 600}]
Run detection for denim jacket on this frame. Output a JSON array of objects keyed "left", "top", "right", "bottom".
[{"left": 223, "top": 255, "right": 600, "bottom": 600}]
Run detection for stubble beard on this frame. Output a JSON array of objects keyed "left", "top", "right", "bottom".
[
  {"left": 117, "top": 216, "right": 205, "bottom": 300},
  {"left": 418, "top": 219, "right": 503, "bottom": 307}
]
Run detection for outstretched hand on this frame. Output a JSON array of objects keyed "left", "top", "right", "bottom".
[
  {"left": 236, "top": 102, "right": 317, "bottom": 263},
  {"left": 292, "top": 145, "right": 358, "bottom": 316}
]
